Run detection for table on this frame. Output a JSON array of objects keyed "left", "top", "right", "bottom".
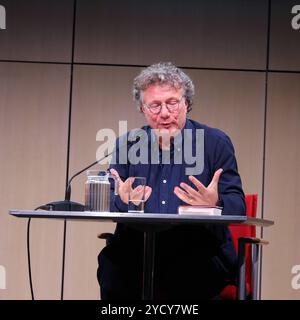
[{"left": 9, "top": 210, "right": 274, "bottom": 300}]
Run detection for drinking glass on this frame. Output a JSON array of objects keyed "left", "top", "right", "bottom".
[{"left": 128, "top": 177, "right": 146, "bottom": 213}]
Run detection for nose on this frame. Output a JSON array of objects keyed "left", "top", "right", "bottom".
[{"left": 160, "top": 103, "right": 170, "bottom": 118}]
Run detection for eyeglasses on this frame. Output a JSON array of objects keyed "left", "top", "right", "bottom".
[{"left": 142, "top": 96, "right": 184, "bottom": 114}]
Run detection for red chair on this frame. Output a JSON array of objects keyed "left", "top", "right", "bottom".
[{"left": 220, "top": 194, "right": 268, "bottom": 300}]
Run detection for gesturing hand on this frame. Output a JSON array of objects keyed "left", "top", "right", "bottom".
[
  {"left": 110, "top": 168, "right": 152, "bottom": 205},
  {"left": 174, "top": 168, "right": 223, "bottom": 206}
]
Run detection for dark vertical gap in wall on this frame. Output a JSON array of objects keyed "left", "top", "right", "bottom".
[
  {"left": 61, "top": 0, "right": 77, "bottom": 301},
  {"left": 259, "top": 0, "right": 272, "bottom": 300}
]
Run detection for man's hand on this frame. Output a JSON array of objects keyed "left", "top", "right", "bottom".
[
  {"left": 110, "top": 168, "right": 152, "bottom": 205},
  {"left": 174, "top": 168, "right": 223, "bottom": 206}
]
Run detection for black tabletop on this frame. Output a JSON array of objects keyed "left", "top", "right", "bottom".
[{"left": 9, "top": 210, "right": 274, "bottom": 227}]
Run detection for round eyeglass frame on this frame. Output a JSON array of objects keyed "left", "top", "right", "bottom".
[{"left": 142, "top": 96, "right": 184, "bottom": 114}]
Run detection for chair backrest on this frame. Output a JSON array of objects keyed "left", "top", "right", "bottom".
[
  {"left": 229, "top": 194, "right": 257, "bottom": 249},
  {"left": 221, "top": 194, "right": 258, "bottom": 299}
]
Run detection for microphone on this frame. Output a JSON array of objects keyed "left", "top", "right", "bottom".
[
  {"left": 37, "top": 128, "right": 148, "bottom": 211},
  {"left": 39, "top": 151, "right": 114, "bottom": 212}
]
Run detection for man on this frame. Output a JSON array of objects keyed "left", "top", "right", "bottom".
[{"left": 97, "top": 62, "right": 245, "bottom": 299}]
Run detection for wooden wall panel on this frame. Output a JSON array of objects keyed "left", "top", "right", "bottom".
[
  {"left": 187, "top": 70, "right": 266, "bottom": 214},
  {"left": 75, "top": 0, "right": 268, "bottom": 69},
  {"left": 269, "top": 0, "right": 300, "bottom": 70},
  {"left": 262, "top": 73, "right": 300, "bottom": 299},
  {"left": 0, "top": 0, "right": 73, "bottom": 62},
  {"left": 0, "top": 62, "right": 70, "bottom": 299}
]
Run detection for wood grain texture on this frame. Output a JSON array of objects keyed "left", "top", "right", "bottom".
[
  {"left": 0, "top": 62, "right": 70, "bottom": 299},
  {"left": 262, "top": 73, "right": 300, "bottom": 299},
  {"left": 74, "top": 0, "right": 268, "bottom": 69}
]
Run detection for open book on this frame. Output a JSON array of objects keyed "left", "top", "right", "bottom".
[{"left": 178, "top": 205, "right": 223, "bottom": 216}]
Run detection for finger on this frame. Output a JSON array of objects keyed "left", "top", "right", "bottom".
[
  {"left": 132, "top": 185, "right": 142, "bottom": 192},
  {"left": 123, "top": 177, "right": 134, "bottom": 192},
  {"left": 110, "top": 168, "right": 123, "bottom": 183},
  {"left": 145, "top": 186, "right": 152, "bottom": 201},
  {"left": 188, "top": 176, "right": 207, "bottom": 193},
  {"left": 179, "top": 182, "right": 200, "bottom": 199},
  {"left": 208, "top": 168, "right": 223, "bottom": 188},
  {"left": 131, "top": 185, "right": 143, "bottom": 198},
  {"left": 174, "top": 186, "right": 193, "bottom": 205}
]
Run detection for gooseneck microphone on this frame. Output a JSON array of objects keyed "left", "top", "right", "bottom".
[
  {"left": 37, "top": 128, "right": 147, "bottom": 211},
  {"left": 39, "top": 151, "right": 114, "bottom": 211}
]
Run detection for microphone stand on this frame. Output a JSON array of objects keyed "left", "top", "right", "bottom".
[{"left": 39, "top": 152, "right": 113, "bottom": 212}]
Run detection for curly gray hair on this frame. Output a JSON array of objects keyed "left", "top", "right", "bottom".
[{"left": 133, "top": 62, "right": 194, "bottom": 112}]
